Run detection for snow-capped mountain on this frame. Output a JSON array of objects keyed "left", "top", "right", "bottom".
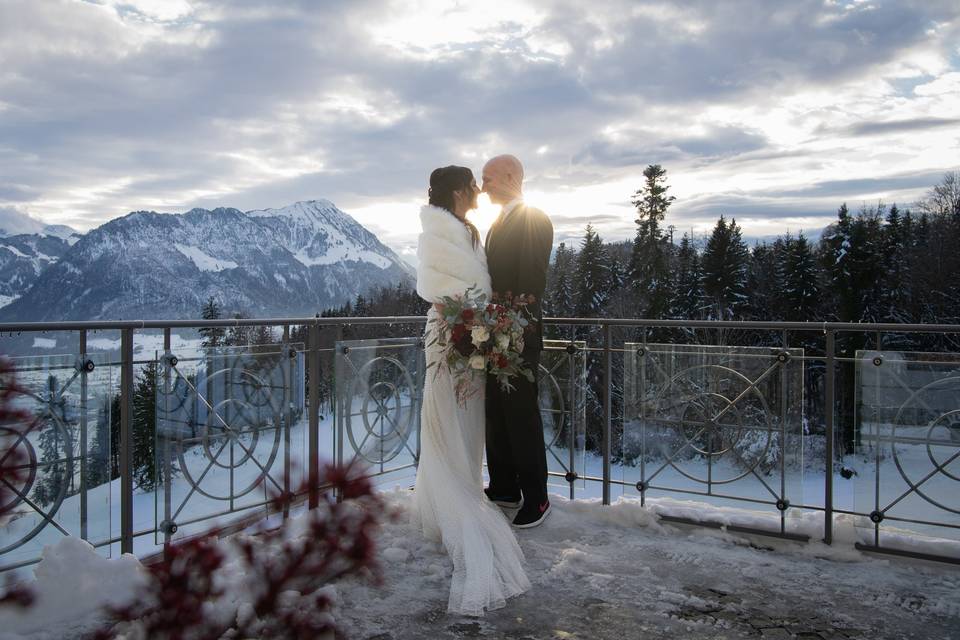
[
  {"left": 0, "top": 200, "right": 414, "bottom": 322},
  {"left": 0, "top": 207, "right": 78, "bottom": 240},
  {"left": 0, "top": 234, "right": 74, "bottom": 309}
]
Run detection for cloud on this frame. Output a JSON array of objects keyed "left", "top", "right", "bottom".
[
  {"left": 0, "top": 0, "right": 957, "bottom": 257},
  {"left": 834, "top": 117, "right": 960, "bottom": 136}
]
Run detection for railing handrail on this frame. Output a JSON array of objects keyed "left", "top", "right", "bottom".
[
  {"left": 1, "top": 315, "right": 960, "bottom": 334},
  {"left": 0, "top": 315, "right": 429, "bottom": 333}
]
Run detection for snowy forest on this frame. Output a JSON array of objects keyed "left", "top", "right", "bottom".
[
  {"left": 59, "top": 168, "right": 959, "bottom": 504},
  {"left": 292, "top": 167, "right": 960, "bottom": 465}
]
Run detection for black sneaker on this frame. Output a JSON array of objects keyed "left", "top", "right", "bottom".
[
  {"left": 483, "top": 487, "right": 523, "bottom": 509},
  {"left": 512, "top": 499, "right": 551, "bottom": 528}
]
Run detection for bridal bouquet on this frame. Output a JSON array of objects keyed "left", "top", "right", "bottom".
[{"left": 427, "top": 286, "right": 536, "bottom": 405}]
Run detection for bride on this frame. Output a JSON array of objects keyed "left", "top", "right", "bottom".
[{"left": 412, "top": 165, "right": 531, "bottom": 616}]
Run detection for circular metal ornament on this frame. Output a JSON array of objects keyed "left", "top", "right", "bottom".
[
  {"left": 776, "top": 498, "right": 790, "bottom": 511},
  {"left": 869, "top": 510, "right": 884, "bottom": 524},
  {"left": 344, "top": 355, "right": 417, "bottom": 465},
  {"left": 652, "top": 364, "right": 775, "bottom": 486},
  {"left": 174, "top": 366, "right": 284, "bottom": 502},
  {"left": 889, "top": 378, "right": 960, "bottom": 515},
  {"left": 635, "top": 481, "right": 647, "bottom": 492},
  {"left": 0, "top": 409, "right": 74, "bottom": 556},
  {"left": 538, "top": 363, "right": 567, "bottom": 450},
  {"left": 564, "top": 471, "right": 578, "bottom": 483}
]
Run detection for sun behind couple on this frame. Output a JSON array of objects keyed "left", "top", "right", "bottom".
[{"left": 413, "top": 155, "right": 554, "bottom": 616}]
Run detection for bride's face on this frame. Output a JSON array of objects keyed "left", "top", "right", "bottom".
[{"left": 454, "top": 179, "right": 480, "bottom": 216}]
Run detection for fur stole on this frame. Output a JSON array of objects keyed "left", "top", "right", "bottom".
[{"left": 416, "top": 205, "right": 492, "bottom": 302}]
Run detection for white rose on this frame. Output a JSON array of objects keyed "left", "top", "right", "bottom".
[
  {"left": 471, "top": 325, "right": 490, "bottom": 346},
  {"left": 469, "top": 354, "right": 486, "bottom": 370},
  {"left": 495, "top": 333, "right": 510, "bottom": 350}
]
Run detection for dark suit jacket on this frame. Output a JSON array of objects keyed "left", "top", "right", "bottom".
[{"left": 485, "top": 203, "right": 554, "bottom": 350}]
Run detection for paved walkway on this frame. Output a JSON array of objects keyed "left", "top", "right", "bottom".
[{"left": 332, "top": 495, "right": 960, "bottom": 640}]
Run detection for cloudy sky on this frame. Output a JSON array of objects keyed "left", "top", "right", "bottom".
[{"left": 1, "top": 0, "right": 958, "bottom": 261}]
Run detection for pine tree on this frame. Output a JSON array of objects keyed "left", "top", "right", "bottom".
[
  {"left": 109, "top": 393, "right": 121, "bottom": 479},
  {"left": 573, "top": 224, "right": 611, "bottom": 318},
  {"left": 86, "top": 395, "right": 113, "bottom": 487},
  {"left": 670, "top": 234, "right": 704, "bottom": 319},
  {"left": 781, "top": 233, "right": 819, "bottom": 321},
  {"left": 34, "top": 375, "right": 71, "bottom": 507},
  {"left": 133, "top": 361, "right": 158, "bottom": 491},
  {"left": 746, "top": 240, "right": 782, "bottom": 321},
  {"left": 251, "top": 325, "right": 276, "bottom": 346},
  {"left": 850, "top": 204, "right": 885, "bottom": 323},
  {"left": 877, "top": 204, "right": 911, "bottom": 323},
  {"left": 200, "top": 297, "right": 224, "bottom": 348},
  {"left": 546, "top": 242, "right": 576, "bottom": 319},
  {"left": 700, "top": 216, "right": 750, "bottom": 319},
  {"left": 225, "top": 312, "right": 251, "bottom": 347},
  {"left": 628, "top": 164, "right": 675, "bottom": 319}
]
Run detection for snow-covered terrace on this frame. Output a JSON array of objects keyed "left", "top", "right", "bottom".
[
  {"left": 1, "top": 315, "right": 959, "bottom": 638},
  {"left": 4, "top": 491, "right": 958, "bottom": 639}
]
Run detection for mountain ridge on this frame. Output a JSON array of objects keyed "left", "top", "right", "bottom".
[{"left": 0, "top": 200, "right": 414, "bottom": 322}]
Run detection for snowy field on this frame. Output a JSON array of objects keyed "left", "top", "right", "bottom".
[
  {"left": 4, "top": 411, "right": 959, "bottom": 572},
  {"left": 2, "top": 490, "right": 959, "bottom": 640}
]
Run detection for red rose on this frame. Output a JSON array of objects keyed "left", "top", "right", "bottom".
[
  {"left": 497, "top": 355, "right": 508, "bottom": 368},
  {"left": 451, "top": 324, "right": 466, "bottom": 341},
  {"left": 461, "top": 308, "right": 475, "bottom": 322},
  {"left": 454, "top": 333, "right": 475, "bottom": 356}
]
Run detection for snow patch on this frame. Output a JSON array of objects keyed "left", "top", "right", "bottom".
[
  {"left": 1, "top": 244, "right": 28, "bottom": 259},
  {"left": 0, "top": 294, "right": 17, "bottom": 309},
  {"left": 174, "top": 243, "right": 239, "bottom": 272},
  {"left": 293, "top": 246, "right": 391, "bottom": 269},
  {"left": 32, "top": 337, "right": 56, "bottom": 349},
  {"left": 382, "top": 547, "right": 410, "bottom": 562},
  {"left": 0, "top": 537, "right": 147, "bottom": 639}
]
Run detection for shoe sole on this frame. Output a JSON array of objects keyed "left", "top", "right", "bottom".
[
  {"left": 491, "top": 498, "right": 523, "bottom": 509},
  {"left": 512, "top": 503, "right": 551, "bottom": 529}
]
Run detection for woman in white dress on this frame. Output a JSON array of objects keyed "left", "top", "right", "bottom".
[{"left": 413, "top": 165, "right": 531, "bottom": 616}]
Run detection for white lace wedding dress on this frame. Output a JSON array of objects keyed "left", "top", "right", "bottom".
[{"left": 412, "top": 204, "right": 531, "bottom": 616}]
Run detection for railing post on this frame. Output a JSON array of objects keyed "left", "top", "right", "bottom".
[
  {"left": 602, "top": 323, "right": 612, "bottom": 506},
  {"left": 120, "top": 327, "right": 134, "bottom": 554},
  {"left": 308, "top": 322, "right": 320, "bottom": 509},
  {"left": 79, "top": 329, "right": 88, "bottom": 541},
  {"left": 824, "top": 329, "right": 835, "bottom": 545},
  {"left": 162, "top": 327, "right": 172, "bottom": 548},
  {"left": 282, "top": 325, "right": 291, "bottom": 519}
]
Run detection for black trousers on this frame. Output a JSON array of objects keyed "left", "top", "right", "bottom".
[{"left": 485, "top": 344, "right": 549, "bottom": 506}]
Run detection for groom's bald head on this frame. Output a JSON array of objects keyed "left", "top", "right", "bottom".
[{"left": 481, "top": 155, "right": 524, "bottom": 205}]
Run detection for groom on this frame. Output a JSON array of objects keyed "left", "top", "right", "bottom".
[{"left": 482, "top": 154, "right": 554, "bottom": 528}]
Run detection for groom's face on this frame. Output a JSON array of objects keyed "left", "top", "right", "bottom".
[
  {"left": 481, "top": 156, "right": 523, "bottom": 206},
  {"left": 481, "top": 169, "right": 510, "bottom": 205}
]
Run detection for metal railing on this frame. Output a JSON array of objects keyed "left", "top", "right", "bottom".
[{"left": 1, "top": 315, "right": 958, "bottom": 570}]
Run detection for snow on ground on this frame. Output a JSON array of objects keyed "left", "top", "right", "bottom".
[
  {"left": 3, "top": 490, "right": 958, "bottom": 640},
  {"left": 329, "top": 490, "right": 960, "bottom": 640}
]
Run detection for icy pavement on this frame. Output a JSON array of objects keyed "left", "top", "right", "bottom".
[
  {"left": 333, "top": 491, "right": 960, "bottom": 640},
  {"left": 2, "top": 490, "right": 958, "bottom": 640}
]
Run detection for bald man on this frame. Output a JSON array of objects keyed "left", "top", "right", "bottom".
[{"left": 481, "top": 155, "right": 554, "bottom": 528}]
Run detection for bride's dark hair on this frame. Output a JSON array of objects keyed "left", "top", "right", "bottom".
[{"left": 429, "top": 165, "right": 480, "bottom": 248}]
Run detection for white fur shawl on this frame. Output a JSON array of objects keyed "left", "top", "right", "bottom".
[{"left": 416, "top": 204, "right": 492, "bottom": 302}]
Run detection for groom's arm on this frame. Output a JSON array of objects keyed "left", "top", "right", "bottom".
[{"left": 515, "top": 207, "right": 554, "bottom": 322}]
